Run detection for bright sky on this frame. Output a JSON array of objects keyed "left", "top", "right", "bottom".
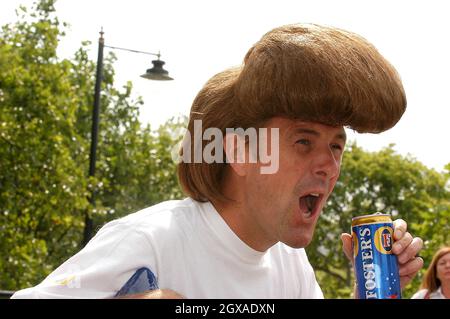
[{"left": 1, "top": 0, "right": 449, "bottom": 172}]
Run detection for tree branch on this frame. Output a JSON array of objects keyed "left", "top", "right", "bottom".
[{"left": 314, "top": 265, "right": 348, "bottom": 283}]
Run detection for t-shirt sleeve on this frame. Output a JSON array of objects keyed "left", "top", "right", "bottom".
[
  {"left": 304, "top": 266, "right": 324, "bottom": 299},
  {"left": 309, "top": 274, "right": 325, "bottom": 299},
  {"left": 297, "top": 249, "right": 324, "bottom": 299},
  {"left": 11, "top": 220, "right": 159, "bottom": 299}
]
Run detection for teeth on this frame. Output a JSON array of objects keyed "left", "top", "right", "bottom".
[{"left": 310, "top": 193, "right": 320, "bottom": 197}]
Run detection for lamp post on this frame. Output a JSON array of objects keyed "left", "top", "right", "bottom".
[{"left": 82, "top": 29, "right": 173, "bottom": 248}]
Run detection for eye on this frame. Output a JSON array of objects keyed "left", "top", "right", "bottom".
[
  {"left": 331, "top": 143, "right": 343, "bottom": 151},
  {"left": 296, "top": 139, "right": 311, "bottom": 146}
]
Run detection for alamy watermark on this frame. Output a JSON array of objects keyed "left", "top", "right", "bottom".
[{"left": 171, "top": 120, "right": 280, "bottom": 174}]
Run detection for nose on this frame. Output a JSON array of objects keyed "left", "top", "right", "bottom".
[{"left": 313, "top": 146, "right": 340, "bottom": 180}]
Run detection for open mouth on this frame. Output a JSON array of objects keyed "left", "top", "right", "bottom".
[{"left": 299, "top": 193, "right": 322, "bottom": 218}]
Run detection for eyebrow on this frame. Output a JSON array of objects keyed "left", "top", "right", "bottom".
[{"left": 291, "top": 128, "right": 347, "bottom": 143}]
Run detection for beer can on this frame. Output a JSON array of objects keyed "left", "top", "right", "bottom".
[{"left": 351, "top": 213, "right": 401, "bottom": 299}]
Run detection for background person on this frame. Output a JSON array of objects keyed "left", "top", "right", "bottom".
[{"left": 412, "top": 246, "right": 450, "bottom": 299}]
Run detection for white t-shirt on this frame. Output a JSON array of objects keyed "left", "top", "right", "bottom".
[
  {"left": 12, "top": 198, "right": 323, "bottom": 299},
  {"left": 411, "top": 288, "right": 447, "bottom": 299}
]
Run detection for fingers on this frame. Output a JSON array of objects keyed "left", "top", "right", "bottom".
[
  {"left": 397, "top": 237, "right": 424, "bottom": 264},
  {"left": 392, "top": 231, "right": 413, "bottom": 255},
  {"left": 391, "top": 219, "right": 424, "bottom": 290},
  {"left": 341, "top": 233, "right": 353, "bottom": 262},
  {"left": 399, "top": 257, "right": 424, "bottom": 288},
  {"left": 399, "top": 256, "right": 424, "bottom": 276},
  {"left": 393, "top": 219, "right": 407, "bottom": 240}
]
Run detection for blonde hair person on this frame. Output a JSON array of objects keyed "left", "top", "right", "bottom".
[
  {"left": 412, "top": 246, "right": 450, "bottom": 299},
  {"left": 12, "top": 23, "right": 423, "bottom": 299}
]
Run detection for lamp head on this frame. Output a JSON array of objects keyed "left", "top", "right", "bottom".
[{"left": 141, "top": 59, "right": 173, "bottom": 81}]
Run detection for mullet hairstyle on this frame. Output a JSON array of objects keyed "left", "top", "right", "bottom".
[{"left": 178, "top": 23, "right": 407, "bottom": 203}]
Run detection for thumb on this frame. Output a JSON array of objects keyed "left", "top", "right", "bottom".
[{"left": 341, "top": 233, "right": 353, "bottom": 262}]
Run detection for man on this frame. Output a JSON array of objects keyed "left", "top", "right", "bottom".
[{"left": 12, "top": 23, "right": 423, "bottom": 299}]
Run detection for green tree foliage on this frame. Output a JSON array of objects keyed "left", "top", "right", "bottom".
[
  {"left": 0, "top": 0, "right": 185, "bottom": 290},
  {"left": 0, "top": 0, "right": 89, "bottom": 289},
  {"left": 306, "top": 143, "right": 450, "bottom": 298}
]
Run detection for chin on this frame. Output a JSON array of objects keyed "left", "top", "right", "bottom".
[{"left": 284, "top": 232, "right": 314, "bottom": 248}]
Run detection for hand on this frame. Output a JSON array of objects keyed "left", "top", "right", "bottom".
[{"left": 341, "top": 218, "right": 424, "bottom": 289}]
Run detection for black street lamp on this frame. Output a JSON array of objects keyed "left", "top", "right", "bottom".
[{"left": 82, "top": 29, "right": 173, "bottom": 247}]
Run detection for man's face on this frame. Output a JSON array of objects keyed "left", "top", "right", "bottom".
[{"left": 242, "top": 117, "right": 346, "bottom": 250}]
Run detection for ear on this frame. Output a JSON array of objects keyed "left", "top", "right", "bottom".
[{"left": 223, "top": 133, "right": 247, "bottom": 177}]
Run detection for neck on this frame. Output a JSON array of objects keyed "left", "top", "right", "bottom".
[
  {"left": 441, "top": 281, "right": 450, "bottom": 298},
  {"left": 212, "top": 173, "right": 275, "bottom": 252},
  {"left": 212, "top": 198, "right": 274, "bottom": 252}
]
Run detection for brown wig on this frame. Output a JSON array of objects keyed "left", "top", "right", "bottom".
[
  {"left": 178, "top": 23, "right": 407, "bottom": 203},
  {"left": 420, "top": 246, "right": 450, "bottom": 293}
]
